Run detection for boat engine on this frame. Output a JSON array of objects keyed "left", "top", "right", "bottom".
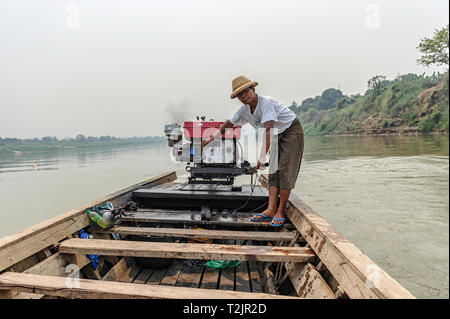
[{"left": 164, "top": 119, "right": 251, "bottom": 185}]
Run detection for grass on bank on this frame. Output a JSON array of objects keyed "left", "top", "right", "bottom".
[{"left": 290, "top": 72, "right": 449, "bottom": 136}]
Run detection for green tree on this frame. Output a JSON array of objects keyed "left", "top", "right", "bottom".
[
  {"left": 41, "top": 136, "right": 53, "bottom": 142},
  {"left": 367, "top": 75, "right": 388, "bottom": 95},
  {"left": 417, "top": 24, "right": 449, "bottom": 69},
  {"left": 318, "top": 88, "right": 343, "bottom": 110},
  {"left": 75, "top": 134, "right": 86, "bottom": 142},
  {"left": 288, "top": 101, "right": 299, "bottom": 114},
  {"left": 300, "top": 97, "right": 318, "bottom": 111}
]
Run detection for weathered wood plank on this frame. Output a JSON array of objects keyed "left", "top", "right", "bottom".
[
  {"left": 296, "top": 263, "right": 336, "bottom": 299},
  {"left": 175, "top": 261, "right": 203, "bottom": 288},
  {"left": 82, "top": 265, "right": 102, "bottom": 280},
  {"left": 9, "top": 254, "right": 40, "bottom": 273},
  {"left": 102, "top": 258, "right": 134, "bottom": 281},
  {"left": 0, "top": 272, "right": 299, "bottom": 299},
  {"left": 160, "top": 260, "right": 184, "bottom": 286},
  {"left": 234, "top": 262, "right": 251, "bottom": 292},
  {"left": 285, "top": 262, "right": 307, "bottom": 297},
  {"left": 263, "top": 266, "right": 277, "bottom": 295},
  {"left": 248, "top": 261, "right": 263, "bottom": 293},
  {"left": 199, "top": 266, "right": 219, "bottom": 290},
  {"left": 146, "top": 268, "right": 167, "bottom": 286},
  {"left": 219, "top": 268, "right": 235, "bottom": 291},
  {"left": 59, "top": 238, "right": 315, "bottom": 263},
  {"left": 99, "top": 226, "right": 295, "bottom": 242},
  {"left": 0, "top": 214, "right": 88, "bottom": 273},
  {"left": 0, "top": 171, "right": 177, "bottom": 273},
  {"left": 11, "top": 253, "right": 91, "bottom": 299},
  {"left": 121, "top": 212, "right": 291, "bottom": 228},
  {"left": 118, "top": 265, "right": 142, "bottom": 283},
  {"left": 133, "top": 268, "right": 154, "bottom": 284},
  {"left": 26, "top": 253, "right": 90, "bottom": 277}
]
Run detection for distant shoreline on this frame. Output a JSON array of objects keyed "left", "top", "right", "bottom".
[{"left": 0, "top": 137, "right": 166, "bottom": 154}]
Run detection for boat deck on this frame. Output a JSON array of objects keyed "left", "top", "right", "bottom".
[{"left": 0, "top": 172, "right": 415, "bottom": 299}]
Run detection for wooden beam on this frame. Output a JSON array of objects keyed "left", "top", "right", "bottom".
[
  {"left": 99, "top": 226, "right": 295, "bottom": 242},
  {"left": 248, "top": 261, "right": 263, "bottom": 293},
  {"left": 102, "top": 258, "right": 134, "bottom": 281},
  {"left": 0, "top": 214, "right": 88, "bottom": 273},
  {"left": 199, "top": 266, "right": 219, "bottom": 289},
  {"left": 175, "top": 261, "right": 203, "bottom": 289},
  {"left": 10, "top": 253, "right": 91, "bottom": 299},
  {"left": 121, "top": 211, "right": 295, "bottom": 228},
  {"left": 59, "top": 238, "right": 315, "bottom": 263},
  {"left": 118, "top": 265, "right": 142, "bottom": 283},
  {"left": 0, "top": 272, "right": 299, "bottom": 299},
  {"left": 296, "top": 263, "right": 336, "bottom": 299},
  {"left": 285, "top": 262, "right": 307, "bottom": 297},
  {"left": 263, "top": 266, "right": 277, "bottom": 295},
  {"left": 286, "top": 194, "right": 415, "bottom": 299},
  {"left": 23, "top": 253, "right": 90, "bottom": 277},
  {"left": 0, "top": 171, "right": 177, "bottom": 273},
  {"left": 235, "top": 262, "right": 251, "bottom": 292},
  {"left": 160, "top": 260, "right": 184, "bottom": 286}
]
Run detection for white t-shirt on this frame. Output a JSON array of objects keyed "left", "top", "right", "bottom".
[{"left": 230, "top": 95, "right": 297, "bottom": 134}]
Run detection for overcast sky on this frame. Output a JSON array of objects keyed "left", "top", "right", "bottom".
[{"left": 0, "top": 0, "right": 448, "bottom": 139}]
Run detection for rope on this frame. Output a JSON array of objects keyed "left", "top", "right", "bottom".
[{"left": 231, "top": 169, "right": 264, "bottom": 213}]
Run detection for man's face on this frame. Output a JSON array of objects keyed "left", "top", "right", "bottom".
[{"left": 237, "top": 86, "right": 256, "bottom": 105}]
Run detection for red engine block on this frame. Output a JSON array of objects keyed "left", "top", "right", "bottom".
[{"left": 183, "top": 121, "right": 241, "bottom": 139}]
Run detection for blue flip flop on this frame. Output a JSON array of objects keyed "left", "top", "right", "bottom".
[
  {"left": 250, "top": 213, "right": 272, "bottom": 221},
  {"left": 270, "top": 217, "right": 287, "bottom": 227}
]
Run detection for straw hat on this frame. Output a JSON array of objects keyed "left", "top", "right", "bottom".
[{"left": 230, "top": 75, "right": 258, "bottom": 99}]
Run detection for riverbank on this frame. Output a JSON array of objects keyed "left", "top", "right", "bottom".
[{"left": 293, "top": 72, "right": 449, "bottom": 137}]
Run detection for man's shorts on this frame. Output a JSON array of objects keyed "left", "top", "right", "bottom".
[{"left": 268, "top": 117, "right": 304, "bottom": 190}]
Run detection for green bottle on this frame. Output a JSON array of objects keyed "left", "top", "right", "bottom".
[{"left": 87, "top": 210, "right": 111, "bottom": 229}]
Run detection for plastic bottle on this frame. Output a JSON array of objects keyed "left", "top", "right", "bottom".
[
  {"left": 102, "top": 210, "right": 112, "bottom": 222},
  {"left": 87, "top": 210, "right": 111, "bottom": 229}
]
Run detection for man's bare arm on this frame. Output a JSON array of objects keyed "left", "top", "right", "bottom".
[
  {"left": 214, "top": 120, "right": 234, "bottom": 140},
  {"left": 201, "top": 120, "right": 233, "bottom": 148},
  {"left": 258, "top": 120, "right": 274, "bottom": 169}
]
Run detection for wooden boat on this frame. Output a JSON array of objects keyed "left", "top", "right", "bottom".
[{"left": 0, "top": 171, "right": 415, "bottom": 299}]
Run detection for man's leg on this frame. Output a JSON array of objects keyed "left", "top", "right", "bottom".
[
  {"left": 271, "top": 188, "right": 291, "bottom": 225},
  {"left": 252, "top": 186, "right": 279, "bottom": 219}
]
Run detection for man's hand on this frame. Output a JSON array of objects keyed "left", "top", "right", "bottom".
[
  {"left": 201, "top": 138, "right": 213, "bottom": 149},
  {"left": 256, "top": 152, "right": 267, "bottom": 170},
  {"left": 256, "top": 160, "right": 265, "bottom": 170}
]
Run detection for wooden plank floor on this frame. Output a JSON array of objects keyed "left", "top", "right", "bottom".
[{"left": 107, "top": 258, "right": 261, "bottom": 294}]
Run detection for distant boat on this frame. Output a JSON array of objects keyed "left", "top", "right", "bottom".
[
  {"left": 32, "top": 165, "right": 38, "bottom": 170},
  {"left": 12, "top": 150, "right": 23, "bottom": 155}
]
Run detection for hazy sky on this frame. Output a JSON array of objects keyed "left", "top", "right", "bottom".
[{"left": 0, "top": 0, "right": 448, "bottom": 138}]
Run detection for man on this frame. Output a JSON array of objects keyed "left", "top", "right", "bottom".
[{"left": 201, "top": 75, "right": 304, "bottom": 226}]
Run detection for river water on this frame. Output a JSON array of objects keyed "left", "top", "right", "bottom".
[{"left": 0, "top": 135, "right": 448, "bottom": 298}]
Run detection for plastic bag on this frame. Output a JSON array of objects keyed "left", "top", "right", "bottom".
[
  {"left": 78, "top": 230, "right": 100, "bottom": 269},
  {"left": 205, "top": 260, "right": 240, "bottom": 269}
]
